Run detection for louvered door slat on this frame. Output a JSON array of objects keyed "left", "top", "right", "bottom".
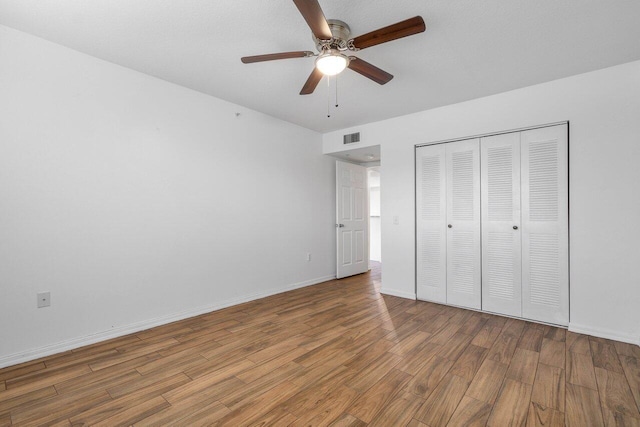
[
  {"left": 416, "top": 144, "right": 447, "bottom": 303},
  {"left": 481, "top": 132, "right": 522, "bottom": 317},
  {"left": 521, "top": 125, "right": 569, "bottom": 325},
  {"left": 446, "top": 139, "right": 481, "bottom": 309}
]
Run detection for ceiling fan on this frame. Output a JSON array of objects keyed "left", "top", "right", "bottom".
[{"left": 241, "top": 0, "right": 426, "bottom": 95}]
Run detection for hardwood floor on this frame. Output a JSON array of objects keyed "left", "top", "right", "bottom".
[{"left": 1, "top": 263, "right": 639, "bottom": 426}]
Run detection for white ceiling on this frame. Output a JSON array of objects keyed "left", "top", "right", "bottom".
[{"left": 1, "top": 0, "right": 639, "bottom": 133}]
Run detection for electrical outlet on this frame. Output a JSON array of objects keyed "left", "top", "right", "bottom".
[
  {"left": 306, "top": 253, "right": 311, "bottom": 262},
  {"left": 37, "top": 292, "right": 51, "bottom": 308}
]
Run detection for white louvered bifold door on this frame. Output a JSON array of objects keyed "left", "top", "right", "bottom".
[
  {"left": 416, "top": 144, "right": 447, "bottom": 303},
  {"left": 481, "top": 132, "right": 522, "bottom": 317},
  {"left": 446, "top": 139, "right": 481, "bottom": 309},
  {"left": 521, "top": 125, "right": 569, "bottom": 325}
]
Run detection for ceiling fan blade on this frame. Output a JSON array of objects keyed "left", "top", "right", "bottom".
[
  {"left": 300, "top": 68, "right": 324, "bottom": 95},
  {"left": 347, "top": 57, "right": 394, "bottom": 85},
  {"left": 351, "top": 16, "right": 426, "bottom": 50},
  {"left": 292, "top": 0, "right": 333, "bottom": 40},
  {"left": 241, "top": 51, "right": 314, "bottom": 64}
]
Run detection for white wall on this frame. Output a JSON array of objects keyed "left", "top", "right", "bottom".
[
  {"left": 0, "top": 25, "right": 336, "bottom": 367},
  {"left": 324, "top": 60, "right": 640, "bottom": 345}
]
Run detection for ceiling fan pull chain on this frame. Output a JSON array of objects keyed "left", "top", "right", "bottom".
[
  {"left": 327, "top": 75, "right": 331, "bottom": 117},
  {"left": 335, "top": 74, "right": 339, "bottom": 108}
]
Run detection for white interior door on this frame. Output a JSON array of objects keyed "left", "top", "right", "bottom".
[
  {"left": 446, "top": 139, "right": 481, "bottom": 309},
  {"left": 416, "top": 144, "right": 447, "bottom": 303},
  {"left": 521, "top": 124, "right": 569, "bottom": 325},
  {"left": 336, "top": 161, "right": 369, "bottom": 279},
  {"left": 481, "top": 132, "right": 522, "bottom": 317}
]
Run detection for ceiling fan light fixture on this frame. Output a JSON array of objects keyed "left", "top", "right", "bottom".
[{"left": 315, "top": 50, "right": 349, "bottom": 76}]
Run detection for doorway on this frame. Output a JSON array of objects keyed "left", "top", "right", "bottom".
[{"left": 327, "top": 145, "right": 381, "bottom": 279}]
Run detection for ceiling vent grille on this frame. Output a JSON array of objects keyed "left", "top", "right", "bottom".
[{"left": 343, "top": 132, "right": 360, "bottom": 144}]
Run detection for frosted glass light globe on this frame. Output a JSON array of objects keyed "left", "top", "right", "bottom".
[{"left": 315, "top": 51, "right": 349, "bottom": 76}]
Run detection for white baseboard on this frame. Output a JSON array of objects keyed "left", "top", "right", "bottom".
[
  {"left": 569, "top": 322, "right": 640, "bottom": 346},
  {"left": 0, "top": 274, "right": 336, "bottom": 369},
  {"left": 380, "top": 288, "right": 417, "bottom": 300}
]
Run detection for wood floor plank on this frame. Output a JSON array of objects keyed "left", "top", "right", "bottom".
[
  {"left": 396, "top": 341, "right": 442, "bottom": 375},
  {"left": 614, "top": 342, "right": 640, "bottom": 359},
  {"left": 438, "top": 332, "right": 474, "bottom": 361},
  {"left": 487, "top": 378, "right": 533, "bottom": 427},
  {"left": 328, "top": 413, "right": 367, "bottom": 427},
  {"left": 449, "top": 344, "right": 488, "bottom": 382},
  {"left": 133, "top": 395, "right": 225, "bottom": 426},
  {"left": 0, "top": 386, "right": 57, "bottom": 414},
  {"left": 532, "top": 364, "right": 565, "bottom": 412},
  {"left": 590, "top": 339, "right": 624, "bottom": 374},
  {"left": 4, "top": 364, "right": 91, "bottom": 395},
  {"left": 0, "top": 413, "right": 11, "bottom": 427},
  {"left": 620, "top": 356, "right": 640, "bottom": 413},
  {"left": 471, "top": 325, "right": 502, "bottom": 349},
  {"left": 346, "top": 351, "right": 402, "bottom": 393},
  {"left": 565, "top": 383, "right": 604, "bottom": 427},
  {"left": 215, "top": 380, "right": 302, "bottom": 426},
  {"left": 567, "top": 351, "right": 598, "bottom": 390},
  {"left": 290, "top": 384, "right": 358, "bottom": 427},
  {"left": 162, "top": 401, "right": 231, "bottom": 426},
  {"left": 507, "top": 348, "right": 540, "bottom": 385},
  {"left": 219, "top": 361, "right": 303, "bottom": 410},
  {"left": 566, "top": 332, "right": 591, "bottom": 355},
  {"left": 527, "top": 402, "right": 565, "bottom": 427},
  {"left": 465, "top": 358, "right": 509, "bottom": 404},
  {"left": 92, "top": 395, "right": 170, "bottom": 427},
  {"left": 545, "top": 327, "right": 566, "bottom": 342},
  {"left": 447, "top": 395, "right": 492, "bottom": 427},
  {"left": 519, "top": 326, "right": 545, "bottom": 352},
  {"left": 10, "top": 390, "right": 111, "bottom": 426},
  {"left": 414, "top": 373, "right": 470, "bottom": 427},
  {"left": 388, "top": 330, "right": 431, "bottom": 356},
  {"left": 246, "top": 406, "right": 298, "bottom": 427},
  {"left": 487, "top": 329, "right": 521, "bottom": 365},
  {"left": 540, "top": 338, "right": 566, "bottom": 369},
  {"left": 346, "top": 368, "right": 412, "bottom": 423},
  {"left": 406, "top": 355, "right": 454, "bottom": 399},
  {"left": 594, "top": 367, "right": 640, "bottom": 420},
  {"left": 0, "top": 362, "right": 47, "bottom": 383},
  {"left": 69, "top": 373, "right": 190, "bottom": 425},
  {"left": 367, "top": 391, "right": 424, "bottom": 427}
]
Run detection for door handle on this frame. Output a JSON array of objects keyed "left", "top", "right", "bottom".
[
  {"left": 448, "top": 224, "right": 452, "bottom": 228},
  {"left": 336, "top": 224, "right": 345, "bottom": 228},
  {"left": 513, "top": 225, "right": 518, "bottom": 230}
]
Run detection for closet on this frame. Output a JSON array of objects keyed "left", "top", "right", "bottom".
[{"left": 416, "top": 124, "right": 568, "bottom": 325}]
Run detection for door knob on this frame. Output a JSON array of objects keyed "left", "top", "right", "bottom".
[
  {"left": 513, "top": 225, "right": 518, "bottom": 230},
  {"left": 448, "top": 224, "right": 452, "bottom": 228},
  {"left": 336, "top": 224, "right": 345, "bottom": 228}
]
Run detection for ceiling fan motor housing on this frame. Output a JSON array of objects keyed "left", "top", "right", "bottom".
[{"left": 314, "top": 19, "right": 351, "bottom": 51}]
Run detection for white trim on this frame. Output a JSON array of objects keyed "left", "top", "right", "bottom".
[
  {"left": 0, "top": 274, "right": 335, "bottom": 369},
  {"left": 569, "top": 322, "right": 640, "bottom": 346},
  {"left": 380, "top": 288, "right": 417, "bottom": 300}
]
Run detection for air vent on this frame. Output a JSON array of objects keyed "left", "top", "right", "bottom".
[{"left": 343, "top": 132, "right": 360, "bottom": 144}]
